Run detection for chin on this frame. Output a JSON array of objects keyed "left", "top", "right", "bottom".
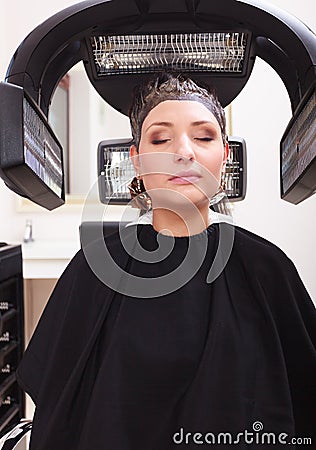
[{"left": 154, "top": 194, "right": 210, "bottom": 215}]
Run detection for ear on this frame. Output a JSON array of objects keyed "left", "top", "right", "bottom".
[
  {"left": 130, "top": 144, "right": 140, "bottom": 174},
  {"left": 222, "top": 141, "right": 229, "bottom": 168}
]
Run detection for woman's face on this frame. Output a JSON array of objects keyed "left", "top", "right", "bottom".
[{"left": 130, "top": 100, "right": 229, "bottom": 212}]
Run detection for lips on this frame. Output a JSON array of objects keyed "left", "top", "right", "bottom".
[{"left": 169, "top": 170, "right": 201, "bottom": 184}]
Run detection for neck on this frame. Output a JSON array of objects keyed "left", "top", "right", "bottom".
[{"left": 151, "top": 204, "right": 210, "bottom": 237}]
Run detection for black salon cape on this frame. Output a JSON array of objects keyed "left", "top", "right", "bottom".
[{"left": 16, "top": 223, "right": 316, "bottom": 450}]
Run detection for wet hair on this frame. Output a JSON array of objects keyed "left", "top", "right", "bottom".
[{"left": 129, "top": 72, "right": 227, "bottom": 148}]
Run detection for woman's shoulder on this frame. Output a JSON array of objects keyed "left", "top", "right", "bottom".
[
  {"left": 68, "top": 221, "right": 293, "bottom": 282},
  {"left": 64, "top": 226, "right": 136, "bottom": 288},
  {"left": 231, "top": 223, "right": 293, "bottom": 269}
]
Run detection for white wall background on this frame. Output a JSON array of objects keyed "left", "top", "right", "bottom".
[{"left": 0, "top": 0, "right": 315, "bottom": 301}]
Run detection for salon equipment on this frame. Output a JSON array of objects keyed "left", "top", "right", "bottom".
[
  {"left": 0, "top": 84, "right": 64, "bottom": 210},
  {"left": 280, "top": 82, "right": 316, "bottom": 204},
  {"left": 0, "top": 420, "right": 32, "bottom": 449},
  {"left": 79, "top": 221, "right": 132, "bottom": 248},
  {"left": 97, "top": 136, "right": 247, "bottom": 204},
  {"left": 98, "top": 139, "right": 135, "bottom": 205},
  {"left": 0, "top": 0, "right": 315, "bottom": 208},
  {"left": 23, "top": 221, "right": 34, "bottom": 244},
  {"left": 0, "top": 245, "right": 25, "bottom": 437}
]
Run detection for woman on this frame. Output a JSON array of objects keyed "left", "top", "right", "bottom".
[{"left": 17, "top": 73, "right": 316, "bottom": 449}]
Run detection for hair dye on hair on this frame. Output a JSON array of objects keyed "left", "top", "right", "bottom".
[{"left": 129, "top": 72, "right": 227, "bottom": 148}]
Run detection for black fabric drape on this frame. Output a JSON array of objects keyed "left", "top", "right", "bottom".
[{"left": 16, "top": 223, "right": 316, "bottom": 449}]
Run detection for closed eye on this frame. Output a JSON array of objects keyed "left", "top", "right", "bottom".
[
  {"left": 195, "top": 137, "right": 213, "bottom": 142},
  {"left": 152, "top": 139, "right": 170, "bottom": 145}
]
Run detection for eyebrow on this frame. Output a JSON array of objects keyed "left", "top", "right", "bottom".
[{"left": 145, "top": 120, "right": 216, "bottom": 133}]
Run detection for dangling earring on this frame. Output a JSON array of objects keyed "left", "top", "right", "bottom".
[
  {"left": 127, "top": 175, "right": 152, "bottom": 211},
  {"left": 220, "top": 167, "right": 227, "bottom": 191},
  {"left": 209, "top": 168, "right": 226, "bottom": 206}
]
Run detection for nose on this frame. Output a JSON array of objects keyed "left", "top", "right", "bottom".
[{"left": 172, "top": 135, "right": 195, "bottom": 162}]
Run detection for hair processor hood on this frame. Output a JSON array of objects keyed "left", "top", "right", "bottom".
[{"left": 0, "top": 0, "right": 315, "bottom": 209}]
